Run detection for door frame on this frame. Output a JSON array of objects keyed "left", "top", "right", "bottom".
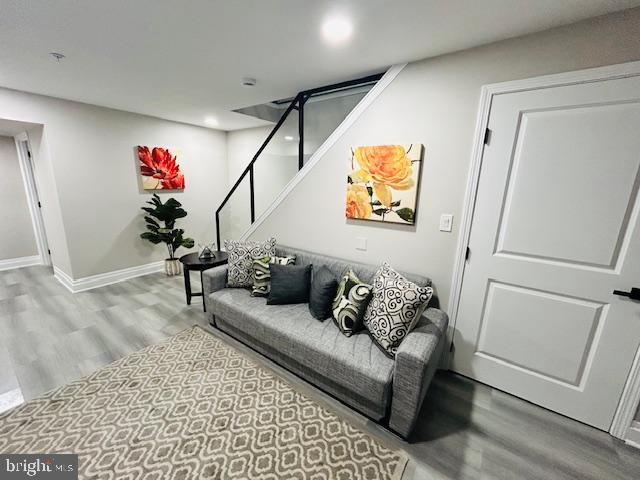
[
  {"left": 447, "top": 60, "right": 640, "bottom": 440},
  {"left": 14, "top": 131, "right": 51, "bottom": 266}
]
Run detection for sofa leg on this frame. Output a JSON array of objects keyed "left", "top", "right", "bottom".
[{"left": 209, "top": 314, "right": 216, "bottom": 328}]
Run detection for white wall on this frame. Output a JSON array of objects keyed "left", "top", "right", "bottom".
[
  {"left": 0, "top": 135, "right": 38, "bottom": 261},
  {"left": 25, "top": 125, "right": 73, "bottom": 274},
  {"left": 249, "top": 8, "right": 640, "bottom": 309},
  {"left": 0, "top": 89, "right": 227, "bottom": 279}
]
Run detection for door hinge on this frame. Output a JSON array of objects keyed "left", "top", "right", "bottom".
[
  {"left": 38, "top": 201, "right": 42, "bottom": 208},
  {"left": 484, "top": 128, "right": 492, "bottom": 145},
  {"left": 27, "top": 150, "right": 32, "bottom": 158},
  {"left": 465, "top": 246, "right": 470, "bottom": 261}
]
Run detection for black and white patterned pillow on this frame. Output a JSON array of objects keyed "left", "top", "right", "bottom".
[
  {"left": 224, "top": 238, "right": 276, "bottom": 288},
  {"left": 364, "top": 262, "right": 433, "bottom": 357},
  {"left": 331, "top": 269, "right": 373, "bottom": 337},
  {"left": 251, "top": 255, "right": 296, "bottom": 297}
]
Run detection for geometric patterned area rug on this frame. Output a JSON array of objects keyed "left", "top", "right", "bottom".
[{"left": 0, "top": 326, "right": 407, "bottom": 479}]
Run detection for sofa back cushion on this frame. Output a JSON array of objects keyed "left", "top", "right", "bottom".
[{"left": 275, "top": 245, "right": 432, "bottom": 290}]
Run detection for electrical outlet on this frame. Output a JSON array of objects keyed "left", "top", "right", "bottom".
[
  {"left": 439, "top": 214, "right": 453, "bottom": 232},
  {"left": 356, "top": 237, "right": 367, "bottom": 251}
]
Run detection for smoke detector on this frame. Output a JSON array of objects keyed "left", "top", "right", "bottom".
[
  {"left": 241, "top": 77, "right": 257, "bottom": 87},
  {"left": 50, "top": 52, "right": 66, "bottom": 62}
]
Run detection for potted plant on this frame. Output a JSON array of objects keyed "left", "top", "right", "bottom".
[{"left": 140, "top": 194, "right": 195, "bottom": 275}]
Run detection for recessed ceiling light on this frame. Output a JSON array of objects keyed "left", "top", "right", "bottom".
[
  {"left": 321, "top": 15, "right": 353, "bottom": 46},
  {"left": 204, "top": 116, "right": 219, "bottom": 127},
  {"left": 284, "top": 135, "right": 295, "bottom": 141}
]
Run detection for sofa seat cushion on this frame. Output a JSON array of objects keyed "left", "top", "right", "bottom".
[{"left": 209, "top": 288, "right": 395, "bottom": 417}]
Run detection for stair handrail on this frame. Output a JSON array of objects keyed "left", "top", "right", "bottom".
[
  {"left": 215, "top": 73, "right": 384, "bottom": 246},
  {"left": 215, "top": 92, "right": 302, "bottom": 246}
]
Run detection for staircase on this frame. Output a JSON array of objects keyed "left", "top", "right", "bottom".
[{"left": 215, "top": 73, "right": 384, "bottom": 246}]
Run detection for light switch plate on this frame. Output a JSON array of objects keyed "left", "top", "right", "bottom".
[
  {"left": 356, "top": 237, "right": 367, "bottom": 251},
  {"left": 439, "top": 214, "right": 453, "bottom": 232}
]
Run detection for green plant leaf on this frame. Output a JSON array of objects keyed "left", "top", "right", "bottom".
[
  {"left": 396, "top": 207, "right": 415, "bottom": 223},
  {"left": 367, "top": 186, "right": 373, "bottom": 197},
  {"left": 140, "top": 232, "right": 162, "bottom": 244},
  {"left": 390, "top": 200, "right": 401, "bottom": 207},
  {"left": 140, "top": 195, "right": 192, "bottom": 254},
  {"left": 372, "top": 208, "right": 388, "bottom": 216},
  {"left": 144, "top": 216, "right": 160, "bottom": 227},
  {"left": 347, "top": 176, "right": 353, "bottom": 184},
  {"left": 372, "top": 200, "right": 382, "bottom": 206}
]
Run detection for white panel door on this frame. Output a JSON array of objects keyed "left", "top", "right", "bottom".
[{"left": 453, "top": 74, "right": 640, "bottom": 430}]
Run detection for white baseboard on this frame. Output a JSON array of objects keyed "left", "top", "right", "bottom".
[
  {"left": 626, "top": 421, "right": 640, "bottom": 449},
  {"left": 53, "top": 266, "right": 74, "bottom": 292},
  {"left": 0, "top": 255, "right": 42, "bottom": 272},
  {"left": 611, "top": 342, "right": 640, "bottom": 439},
  {"left": 54, "top": 260, "right": 165, "bottom": 293}
]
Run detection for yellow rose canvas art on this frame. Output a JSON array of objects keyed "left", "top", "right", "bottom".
[{"left": 346, "top": 144, "right": 423, "bottom": 224}]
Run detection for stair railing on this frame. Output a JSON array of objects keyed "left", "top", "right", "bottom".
[{"left": 215, "top": 73, "right": 383, "bottom": 247}]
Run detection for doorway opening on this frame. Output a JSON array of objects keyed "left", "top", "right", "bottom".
[
  {"left": 0, "top": 118, "right": 51, "bottom": 272},
  {"left": 14, "top": 132, "right": 51, "bottom": 267}
]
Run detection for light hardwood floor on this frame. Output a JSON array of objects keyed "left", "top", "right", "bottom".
[{"left": 1, "top": 265, "right": 639, "bottom": 479}]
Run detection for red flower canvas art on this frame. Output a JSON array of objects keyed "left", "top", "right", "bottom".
[{"left": 137, "top": 146, "right": 185, "bottom": 190}]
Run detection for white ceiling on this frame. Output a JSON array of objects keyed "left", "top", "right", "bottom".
[{"left": 1, "top": 0, "right": 638, "bottom": 131}]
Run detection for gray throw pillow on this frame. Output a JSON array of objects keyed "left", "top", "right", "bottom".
[
  {"left": 267, "top": 264, "right": 312, "bottom": 305},
  {"left": 224, "top": 238, "right": 276, "bottom": 288},
  {"left": 309, "top": 266, "right": 338, "bottom": 320},
  {"left": 363, "top": 262, "right": 433, "bottom": 357},
  {"left": 251, "top": 255, "right": 296, "bottom": 297}
]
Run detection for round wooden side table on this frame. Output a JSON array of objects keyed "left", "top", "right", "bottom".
[{"left": 179, "top": 251, "right": 228, "bottom": 312}]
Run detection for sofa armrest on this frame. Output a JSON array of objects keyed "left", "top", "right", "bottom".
[
  {"left": 389, "top": 307, "right": 449, "bottom": 438},
  {"left": 202, "top": 265, "right": 228, "bottom": 312}
]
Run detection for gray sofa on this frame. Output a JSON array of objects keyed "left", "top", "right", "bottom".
[{"left": 203, "top": 245, "right": 448, "bottom": 439}]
